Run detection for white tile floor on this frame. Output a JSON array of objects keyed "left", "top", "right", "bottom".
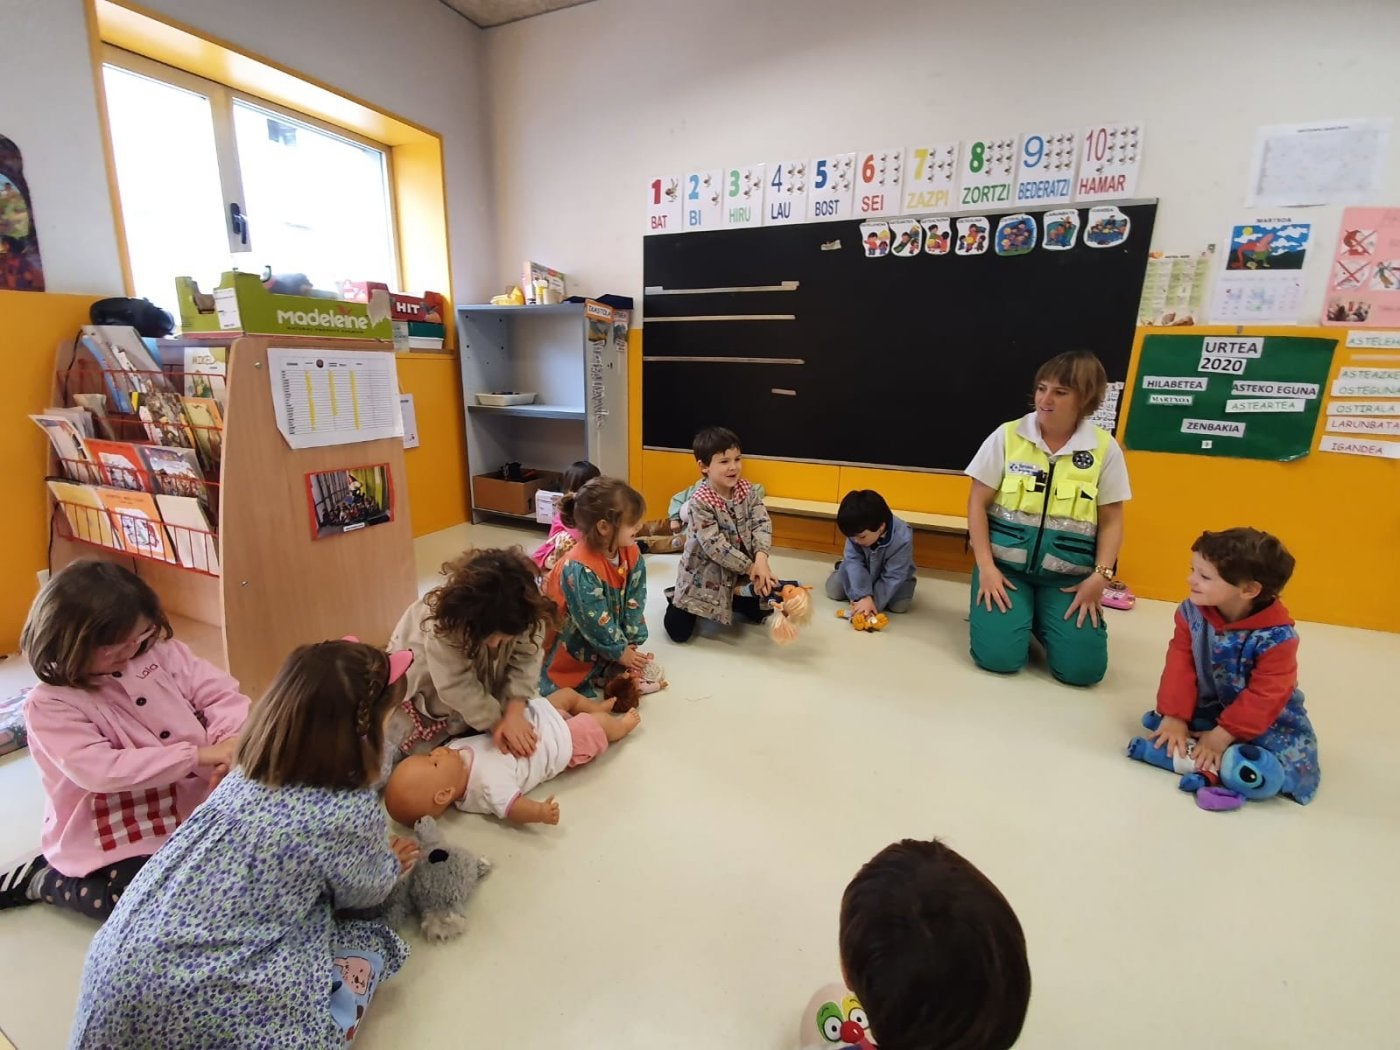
[{"left": 2, "top": 522, "right": 1398, "bottom": 1049}]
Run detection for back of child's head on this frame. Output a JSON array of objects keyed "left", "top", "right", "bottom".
[
  {"left": 1032, "top": 350, "right": 1107, "bottom": 418},
  {"left": 20, "top": 559, "right": 172, "bottom": 687},
  {"left": 692, "top": 425, "right": 742, "bottom": 466},
  {"left": 560, "top": 460, "right": 601, "bottom": 495},
  {"left": 425, "top": 547, "right": 555, "bottom": 652},
  {"left": 1191, "top": 527, "right": 1295, "bottom": 604},
  {"left": 836, "top": 490, "right": 893, "bottom": 538},
  {"left": 840, "top": 838, "right": 1030, "bottom": 1050},
  {"left": 558, "top": 477, "right": 646, "bottom": 550},
  {"left": 239, "top": 639, "right": 406, "bottom": 790}
]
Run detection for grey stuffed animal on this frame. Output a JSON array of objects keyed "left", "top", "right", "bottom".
[{"left": 378, "top": 816, "right": 491, "bottom": 941}]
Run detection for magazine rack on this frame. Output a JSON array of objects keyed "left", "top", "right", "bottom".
[{"left": 47, "top": 334, "right": 418, "bottom": 700}]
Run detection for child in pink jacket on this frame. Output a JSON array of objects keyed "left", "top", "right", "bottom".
[
  {"left": 532, "top": 460, "right": 601, "bottom": 571},
  {"left": 0, "top": 560, "right": 250, "bottom": 920}
]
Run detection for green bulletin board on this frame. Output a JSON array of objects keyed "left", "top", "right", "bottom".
[{"left": 1124, "top": 333, "right": 1337, "bottom": 461}]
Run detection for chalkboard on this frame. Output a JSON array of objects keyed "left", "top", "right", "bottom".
[{"left": 642, "top": 200, "right": 1157, "bottom": 472}]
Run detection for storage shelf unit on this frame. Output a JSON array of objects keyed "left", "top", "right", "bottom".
[{"left": 457, "top": 302, "right": 628, "bottom": 523}]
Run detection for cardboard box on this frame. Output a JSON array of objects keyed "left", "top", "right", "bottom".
[
  {"left": 473, "top": 468, "right": 560, "bottom": 517},
  {"left": 176, "top": 272, "right": 393, "bottom": 340},
  {"left": 534, "top": 489, "right": 563, "bottom": 525}
]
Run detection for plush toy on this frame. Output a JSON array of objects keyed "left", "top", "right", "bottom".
[
  {"left": 767, "top": 583, "right": 813, "bottom": 645},
  {"left": 1126, "top": 711, "right": 1287, "bottom": 811},
  {"left": 799, "top": 983, "right": 875, "bottom": 1049},
  {"left": 837, "top": 608, "right": 889, "bottom": 633},
  {"left": 369, "top": 816, "right": 491, "bottom": 940}
]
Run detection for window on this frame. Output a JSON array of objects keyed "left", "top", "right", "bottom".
[{"left": 101, "top": 48, "right": 399, "bottom": 324}]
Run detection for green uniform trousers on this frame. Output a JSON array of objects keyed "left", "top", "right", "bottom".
[{"left": 969, "top": 564, "right": 1107, "bottom": 686}]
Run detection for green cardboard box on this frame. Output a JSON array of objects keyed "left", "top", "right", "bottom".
[{"left": 176, "top": 271, "right": 393, "bottom": 340}]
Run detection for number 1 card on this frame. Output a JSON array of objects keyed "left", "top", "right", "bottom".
[{"left": 646, "top": 175, "right": 682, "bottom": 234}]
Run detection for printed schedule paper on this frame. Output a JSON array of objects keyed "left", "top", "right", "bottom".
[{"left": 268, "top": 348, "right": 404, "bottom": 450}]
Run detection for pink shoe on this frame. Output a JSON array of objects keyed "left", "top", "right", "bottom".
[{"left": 1102, "top": 579, "right": 1136, "bottom": 611}]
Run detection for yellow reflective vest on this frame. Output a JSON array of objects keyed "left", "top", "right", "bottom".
[{"left": 987, "top": 422, "right": 1109, "bottom": 577}]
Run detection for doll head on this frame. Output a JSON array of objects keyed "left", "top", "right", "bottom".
[
  {"left": 769, "top": 584, "right": 813, "bottom": 645},
  {"left": 603, "top": 673, "right": 642, "bottom": 714},
  {"left": 384, "top": 746, "right": 471, "bottom": 825}
]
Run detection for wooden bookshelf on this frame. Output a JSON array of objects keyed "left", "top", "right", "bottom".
[{"left": 48, "top": 334, "right": 418, "bottom": 700}]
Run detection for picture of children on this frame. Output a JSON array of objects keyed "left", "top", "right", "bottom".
[{"left": 307, "top": 465, "right": 393, "bottom": 539}]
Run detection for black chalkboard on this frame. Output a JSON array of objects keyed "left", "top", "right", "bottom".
[{"left": 642, "top": 200, "right": 1157, "bottom": 471}]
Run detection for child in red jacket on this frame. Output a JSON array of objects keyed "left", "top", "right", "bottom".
[{"left": 1145, "top": 527, "right": 1319, "bottom": 804}]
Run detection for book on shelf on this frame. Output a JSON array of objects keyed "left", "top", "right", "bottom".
[
  {"left": 182, "top": 345, "right": 227, "bottom": 406},
  {"left": 132, "top": 390, "right": 195, "bottom": 449},
  {"left": 80, "top": 325, "right": 171, "bottom": 412},
  {"left": 30, "top": 414, "right": 99, "bottom": 482},
  {"left": 155, "top": 494, "right": 220, "bottom": 574},
  {"left": 82, "top": 439, "right": 148, "bottom": 492},
  {"left": 70, "top": 394, "right": 116, "bottom": 440},
  {"left": 99, "top": 487, "right": 176, "bottom": 564},
  {"left": 180, "top": 397, "right": 224, "bottom": 472},
  {"left": 46, "top": 480, "right": 119, "bottom": 549},
  {"left": 138, "top": 444, "right": 210, "bottom": 509}
]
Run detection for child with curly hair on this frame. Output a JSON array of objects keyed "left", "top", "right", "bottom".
[{"left": 387, "top": 548, "right": 556, "bottom": 760}]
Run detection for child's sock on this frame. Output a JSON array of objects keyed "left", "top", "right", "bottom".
[{"left": 0, "top": 854, "right": 49, "bottom": 910}]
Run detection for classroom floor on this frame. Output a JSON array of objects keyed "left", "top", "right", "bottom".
[{"left": 1, "top": 522, "right": 1398, "bottom": 1049}]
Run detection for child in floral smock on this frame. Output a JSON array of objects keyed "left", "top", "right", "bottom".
[
  {"left": 541, "top": 477, "right": 652, "bottom": 697},
  {"left": 70, "top": 641, "right": 422, "bottom": 1048}
]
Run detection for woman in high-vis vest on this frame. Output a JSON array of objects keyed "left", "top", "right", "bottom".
[{"left": 964, "top": 351, "right": 1130, "bottom": 686}]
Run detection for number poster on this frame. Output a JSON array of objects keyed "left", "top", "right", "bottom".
[
  {"left": 1123, "top": 333, "right": 1336, "bottom": 461},
  {"left": 646, "top": 121, "right": 1144, "bottom": 233}
]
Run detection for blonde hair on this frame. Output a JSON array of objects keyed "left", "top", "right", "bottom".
[
  {"left": 1032, "top": 351, "right": 1108, "bottom": 419},
  {"left": 238, "top": 640, "right": 405, "bottom": 789},
  {"left": 20, "top": 560, "right": 172, "bottom": 687},
  {"left": 558, "top": 477, "right": 646, "bottom": 552}
]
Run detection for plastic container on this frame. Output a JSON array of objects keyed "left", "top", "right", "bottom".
[{"left": 475, "top": 392, "right": 538, "bottom": 406}]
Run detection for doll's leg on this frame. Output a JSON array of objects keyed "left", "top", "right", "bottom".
[{"left": 545, "top": 686, "right": 616, "bottom": 717}]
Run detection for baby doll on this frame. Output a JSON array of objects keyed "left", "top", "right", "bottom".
[{"left": 384, "top": 689, "right": 640, "bottom": 827}]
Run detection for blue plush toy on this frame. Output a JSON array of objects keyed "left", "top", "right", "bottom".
[{"left": 1126, "top": 712, "right": 1288, "bottom": 811}]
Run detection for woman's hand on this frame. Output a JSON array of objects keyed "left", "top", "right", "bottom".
[
  {"left": 492, "top": 700, "right": 538, "bottom": 758},
  {"left": 390, "top": 835, "right": 421, "bottom": 875},
  {"left": 1061, "top": 573, "right": 1108, "bottom": 627},
  {"left": 1147, "top": 715, "right": 1191, "bottom": 760},
  {"left": 975, "top": 565, "right": 1018, "bottom": 613}
]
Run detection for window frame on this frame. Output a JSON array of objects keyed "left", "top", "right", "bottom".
[{"left": 101, "top": 43, "right": 401, "bottom": 288}]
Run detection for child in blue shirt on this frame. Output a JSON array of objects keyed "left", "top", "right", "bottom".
[{"left": 824, "top": 489, "right": 917, "bottom": 616}]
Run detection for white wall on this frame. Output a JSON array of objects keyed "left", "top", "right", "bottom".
[
  {"left": 485, "top": 0, "right": 1400, "bottom": 315},
  {"left": 1, "top": 0, "right": 495, "bottom": 301}
]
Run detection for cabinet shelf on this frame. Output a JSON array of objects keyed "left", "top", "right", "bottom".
[
  {"left": 458, "top": 303, "right": 584, "bottom": 317},
  {"left": 467, "top": 403, "right": 584, "bottom": 421}
]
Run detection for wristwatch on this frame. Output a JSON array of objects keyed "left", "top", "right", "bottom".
[{"left": 1093, "top": 564, "right": 1114, "bottom": 581}]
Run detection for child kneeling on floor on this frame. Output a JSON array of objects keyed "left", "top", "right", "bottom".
[
  {"left": 825, "top": 489, "right": 917, "bottom": 618},
  {"left": 1143, "top": 526, "right": 1320, "bottom": 804},
  {"left": 665, "top": 426, "right": 783, "bottom": 642},
  {"left": 383, "top": 688, "right": 640, "bottom": 826},
  {"left": 812, "top": 838, "right": 1030, "bottom": 1049}
]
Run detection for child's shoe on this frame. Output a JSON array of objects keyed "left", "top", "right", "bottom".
[{"left": 1102, "top": 579, "right": 1136, "bottom": 610}]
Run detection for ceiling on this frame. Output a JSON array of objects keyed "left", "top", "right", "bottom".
[{"left": 439, "top": 0, "right": 595, "bottom": 28}]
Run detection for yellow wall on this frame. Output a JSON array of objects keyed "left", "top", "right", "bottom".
[
  {"left": 628, "top": 324, "right": 1400, "bottom": 633},
  {"left": 397, "top": 354, "right": 470, "bottom": 535},
  {"left": 1, "top": 291, "right": 101, "bottom": 651}
]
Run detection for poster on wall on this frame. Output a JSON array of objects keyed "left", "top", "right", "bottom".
[
  {"left": 764, "top": 158, "right": 808, "bottom": 225},
  {"left": 1075, "top": 122, "right": 1142, "bottom": 202},
  {"left": 958, "top": 134, "right": 1018, "bottom": 210},
  {"left": 646, "top": 174, "right": 682, "bottom": 234},
  {"left": 903, "top": 142, "right": 960, "bottom": 213},
  {"left": 1123, "top": 333, "right": 1337, "bottom": 460},
  {"left": 1014, "top": 129, "right": 1078, "bottom": 207},
  {"left": 0, "top": 135, "right": 46, "bottom": 291},
  {"left": 807, "top": 153, "right": 855, "bottom": 222},
  {"left": 682, "top": 169, "right": 724, "bottom": 231},
  {"left": 854, "top": 148, "right": 903, "bottom": 219},
  {"left": 1246, "top": 118, "right": 1391, "bottom": 208},
  {"left": 306, "top": 464, "right": 392, "bottom": 540},
  {"left": 723, "top": 164, "right": 766, "bottom": 228},
  {"left": 1322, "top": 207, "right": 1400, "bottom": 328}
]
